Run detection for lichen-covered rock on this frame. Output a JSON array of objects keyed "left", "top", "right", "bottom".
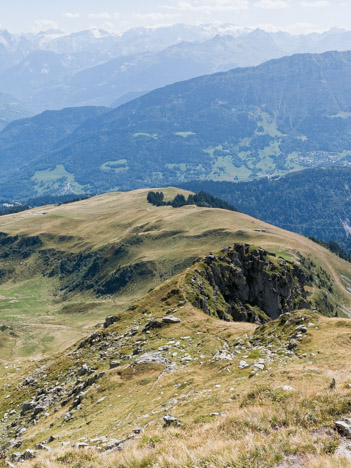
[{"left": 187, "top": 244, "right": 310, "bottom": 323}]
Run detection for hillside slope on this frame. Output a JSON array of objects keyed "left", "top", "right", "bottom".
[
  {"left": 0, "top": 188, "right": 350, "bottom": 364},
  {"left": 1, "top": 240, "right": 351, "bottom": 465},
  {"left": 0, "top": 106, "right": 110, "bottom": 177},
  {"left": 2, "top": 51, "right": 351, "bottom": 197},
  {"left": 0, "top": 92, "right": 31, "bottom": 130},
  {"left": 0, "top": 189, "right": 351, "bottom": 466},
  {"left": 180, "top": 166, "right": 351, "bottom": 250}
]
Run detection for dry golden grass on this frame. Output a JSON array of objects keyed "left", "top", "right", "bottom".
[
  {"left": 2, "top": 189, "right": 351, "bottom": 467},
  {"left": 4, "top": 307, "right": 351, "bottom": 468},
  {"left": 0, "top": 188, "right": 350, "bottom": 362}
]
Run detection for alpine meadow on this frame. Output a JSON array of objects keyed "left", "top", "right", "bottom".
[{"left": 1, "top": 3, "right": 351, "bottom": 468}]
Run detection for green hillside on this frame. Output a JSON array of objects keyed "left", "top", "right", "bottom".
[
  {"left": 1, "top": 189, "right": 351, "bottom": 466},
  {"left": 0, "top": 187, "right": 350, "bottom": 363},
  {"left": 2, "top": 51, "right": 351, "bottom": 197}
]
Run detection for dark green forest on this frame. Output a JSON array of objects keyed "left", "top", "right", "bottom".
[
  {"left": 147, "top": 190, "right": 237, "bottom": 211},
  {"left": 179, "top": 167, "right": 351, "bottom": 252}
]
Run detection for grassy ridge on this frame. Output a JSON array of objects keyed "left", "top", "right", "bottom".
[
  {"left": 0, "top": 187, "right": 350, "bottom": 363},
  {"left": 0, "top": 188, "right": 351, "bottom": 466}
]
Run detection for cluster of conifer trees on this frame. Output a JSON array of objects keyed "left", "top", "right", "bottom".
[{"left": 147, "top": 190, "right": 237, "bottom": 211}]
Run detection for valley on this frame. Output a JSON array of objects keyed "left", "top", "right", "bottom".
[{"left": 1, "top": 52, "right": 351, "bottom": 199}]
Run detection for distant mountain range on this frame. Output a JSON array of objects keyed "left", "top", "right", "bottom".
[
  {"left": 1, "top": 51, "right": 351, "bottom": 198},
  {"left": 0, "top": 92, "right": 31, "bottom": 129},
  {"left": 3, "top": 26, "right": 351, "bottom": 114}
]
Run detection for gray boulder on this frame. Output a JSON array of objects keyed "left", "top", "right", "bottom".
[
  {"left": 135, "top": 352, "right": 168, "bottom": 366},
  {"left": 20, "top": 402, "right": 34, "bottom": 416},
  {"left": 104, "top": 316, "right": 120, "bottom": 329},
  {"left": 109, "top": 360, "right": 121, "bottom": 369},
  {"left": 143, "top": 320, "right": 163, "bottom": 332},
  {"left": 163, "top": 414, "right": 181, "bottom": 427},
  {"left": 335, "top": 420, "right": 351, "bottom": 438},
  {"left": 79, "top": 364, "right": 89, "bottom": 376},
  {"left": 162, "top": 316, "right": 181, "bottom": 324}
]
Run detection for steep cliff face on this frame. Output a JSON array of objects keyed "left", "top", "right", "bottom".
[{"left": 186, "top": 244, "right": 310, "bottom": 323}]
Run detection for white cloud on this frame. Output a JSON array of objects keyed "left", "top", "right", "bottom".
[
  {"left": 63, "top": 12, "right": 80, "bottom": 19},
  {"left": 33, "top": 19, "right": 59, "bottom": 32},
  {"left": 88, "top": 12, "right": 112, "bottom": 19},
  {"left": 255, "top": 0, "right": 290, "bottom": 8},
  {"left": 300, "top": 0, "right": 331, "bottom": 7},
  {"left": 136, "top": 12, "right": 180, "bottom": 21},
  {"left": 168, "top": 0, "right": 249, "bottom": 14}
]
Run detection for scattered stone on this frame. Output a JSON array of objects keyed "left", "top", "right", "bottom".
[
  {"left": 214, "top": 350, "right": 233, "bottom": 361},
  {"left": 33, "top": 404, "right": 46, "bottom": 415},
  {"left": 73, "top": 442, "right": 91, "bottom": 449},
  {"left": 133, "top": 427, "right": 144, "bottom": 434},
  {"left": 295, "top": 325, "right": 307, "bottom": 333},
  {"left": 163, "top": 414, "right": 181, "bottom": 427},
  {"left": 35, "top": 443, "right": 50, "bottom": 451},
  {"left": 277, "top": 385, "right": 296, "bottom": 392},
  {"left": 253, "top": 363, "right": 265, "bottom": 371},
  {"left": 21, "top": 402, "right": 34, "bottom": 416},
  {"left": 79, "top": 364, "right": 89, "bottom": 376},
  {"left": 239, "top": 360, "right": 250, "bottom": 369},
  {"left": 143, "top": 320, "right": 163, "bottom": 332},
  {"left": 110, "top": 360, "right": 121, "bottom": 369},
  {"left": 9, "top": 454, "right": 21, "bottom": 463},
  {"left": 162, "top": 316, "right": 181, "bottom": 324},
  {"left": 44, "top": 435, "right": 56, "bottom": 444},
  {"left": 336, "top": 420, "right": 351, "bottom": 438},
  {"left": 104, "top": 316, "right": 120, "bottom": 329},
  {"left": 135, "top": 352, "right": 169, "bottom": 366},
  {"left": 10, "top": 450, "right": 37, "bottom": 462}
]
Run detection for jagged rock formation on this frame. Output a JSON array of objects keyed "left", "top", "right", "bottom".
[{"left": 187, "top": 244, "right": 310, "bottom": 323}]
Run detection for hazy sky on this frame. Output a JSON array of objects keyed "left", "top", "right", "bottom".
[{"left": 2, "top": 0, "right": 351, "bottom": 34}]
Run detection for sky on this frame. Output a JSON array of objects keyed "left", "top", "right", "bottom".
[{"left": 2, "top": 0, "right": 351, "bottom": 35}]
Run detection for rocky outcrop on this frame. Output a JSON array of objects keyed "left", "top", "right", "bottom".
[{"left": 187, "top": 244, "right": 310, "bottom": 323}]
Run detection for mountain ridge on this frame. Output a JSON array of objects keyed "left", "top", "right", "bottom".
[
  {"left": 0, "top": 189, "right": 351, "bottom": 466},
  {"left": 1, "top": 51, "right": 351, "bottom": 198}
]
